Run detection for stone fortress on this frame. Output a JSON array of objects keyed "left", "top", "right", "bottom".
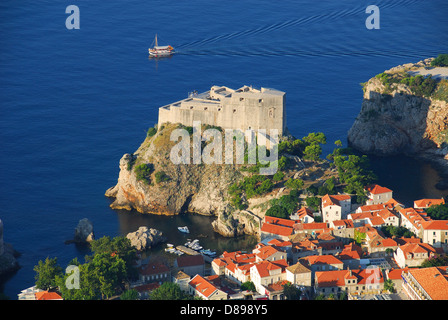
[{"left": 158, "top": 85, "right": 286, "bottom": 136}]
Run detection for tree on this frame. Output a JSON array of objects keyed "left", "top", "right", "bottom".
[
  {"left": 120, "top": 289, "right": 140, "bottom": 300},
  {"left": 431, "top": 54, "right": 448, "bottom": 67},
  {"left": 282, "top": 282, "right": 301, "bottom": 300},
  {"left": 285, "top": 178, "right": 304, "bottom": 190},
  {"left": 34, "top": 257, "right": 63, "bottom": 290},
  {"left": 305, "top": 196, "right": 321, "bottom": 212},
  {"left": 426, "top": 204, "right": 448, "bottom": 220},
  {"left": 265, "top": 205, "right": 289, "bottom": 219},
  {"left": 384, "top": 279, "right": 396, "bottom": 293},
  {"left": 150, "top": 282, "right": 191, "bottom": 300},
  {"left": 302, "top": 132, "right": 327, "bottom": 145},
  {"left": 303, "top": 144, "right": 322, "bottom": 161},
  {"left": 240, "top": 281, "right": 256, "bottom": 292},
  {"left": 420, "top": 254, "right": 448, "bottom": 268}
]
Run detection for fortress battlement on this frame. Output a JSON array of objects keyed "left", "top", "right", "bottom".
[{"left": 158, "top": 85, "right": 286, "bottom": 135}]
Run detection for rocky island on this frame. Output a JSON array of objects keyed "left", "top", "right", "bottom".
[
  {"left": 105, "top": 85, "right": 367, "bottom": 238},
  {"left": 348, "top": 55, "right": 448, "bottom": 186}
]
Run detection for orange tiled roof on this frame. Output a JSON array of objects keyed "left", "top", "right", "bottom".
[
  {"left": 407, "top": 267, "right": 448, "bottom": 300},
  {"left": 322, "top": 194, "right": 351, "bottom": 208},
  {"left": 252, "top": 259, "right": 288, "bottom": 278},
  {"left": 264, "top": 216, "right": 296, "bottom": 227},
  {"left": 261, "top": 223, "right": 293, "bottom": 236},
  {"left": 365, "top": 184, "right": 393, "bottom": 195},
  {"left": 189, "top": 274, "right": 220, "bottom": 298},
  {"left": 421, "top": 220, "right": 448, "bottom": 230},
  {"left": 300, "top": 254, "right": 343, "bottom": 266},
  {"left": 35, "top": 291, "right": 63, "bottom": 300},
  {"left": 414, "top": 198, "right": 445, "bottom": 208}
]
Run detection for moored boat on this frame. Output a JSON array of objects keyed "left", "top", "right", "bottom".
[{"left": 178, "top": 226, "right": 189, "bottom": 233}]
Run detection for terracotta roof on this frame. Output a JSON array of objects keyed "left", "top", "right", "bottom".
[
  {"left": 261, "top": 223, "right": 293, "bottom": 236},
  {"left": 414, "top": 198, "right": 445, "bottom": 208},
  {"left": 368, "top": 216, "right": 385, "bottom": 226},
  {"left": 176, "top": 254, "right": 204, "bottom": 267},
  {"left": 322, "top": 194, "right": 351, "bottom": 208},
  {"left": 421, "top": 220, "right": 448, "bottom": 230},
  {"left": 365, "top": 184, "right": 393, "bottom": 195},
  {"left": 35, "top": 291, "right": 63, "bottom": 300},
  {"left": 300, "top": 254, "right": 343, "bottom": 266},
  {"left": 294, "top": 222, "right": 327, "bottom": 231},
  {"left": 140, "top": 261, "right": 170, "bottom": 276},
  {"left": 254, "top": 245, "right": 283, "bottom": 260},
  {"left": 357, "top": 204, "right": 386, "bottom": 213},
  {"left": 331, "top": 219, "right": 354, "bottom": 228},
  {"left": 264, "top": 216, "right": 296, "bottom": 227},
  {"left": 251, "top": 259, "right": 288, "bottom": 278},
  {"left": 387, "top": 268, "right": 408, "bottom": 280},
  {"left": 267, "top": 238, "right": 292, "bottom": 248},
  {"left": 407, "top": 267, "right": 448, "bottom": 300},
  {"left": 189, "top": 274, "right": 220, "bottom": 298},
  {"left": 316, "top": 268, "right": 383, "bottom": 287},
  {"left": 286, "top": 261, "right": 311, "bottom": 274},
  {"left": 296, "top": 207, "right": 314, "bottom": 218}
]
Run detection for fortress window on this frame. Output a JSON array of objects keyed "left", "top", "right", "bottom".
[
  {"left": 190, "top": 106, "right": 194, "bottom": 109},
  {"left": 259, "top": 99, "right": 263, "bottom": 103},
  {"left": 240, "top": 97, "right": 244, "bottom": 101},
  {"left": 204, "top": 107, "right": 208, "bottom": 111},
  {"left": 233, "top": 109, "right": 236, "bottom": 113},
  {"left": 217, "top": 108, "right": 221, "bottom": 111}
]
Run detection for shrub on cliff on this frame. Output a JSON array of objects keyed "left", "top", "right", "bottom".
[
  {"left": 265, "top": 204, "right": 289, "bottom": 219},
  {"left": 431, "top": 54, "right": 448, "bottom": 67},
  {"left": 155, "top": 170, "right": 170, "bottom": 184},
  {"left": 134, "top": 163, "right": 154, "bottom": 184}
]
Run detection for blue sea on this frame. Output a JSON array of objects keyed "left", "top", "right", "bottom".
[{"left": 0, "top": 0, "right": 447, "bottom": 299}]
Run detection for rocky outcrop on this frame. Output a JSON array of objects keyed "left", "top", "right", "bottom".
[
  {"left": 348, "top": 58, "right": 448, "bottom": 180},
  {"left": 0, "top": 219, "right": 19, "bottom": 276},
  {"left": 126, "top": 226, "right": 166, "bottom": 251},
  {"left": 74, "top": 218, "right": 95, "bottom": 243},
  {"left": 106, "top": 123, "right": 336, "bottom": 237}
]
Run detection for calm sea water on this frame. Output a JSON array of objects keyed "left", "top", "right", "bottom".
[{"left": 0, "top": 0, "right": 447, "bottom": 298}]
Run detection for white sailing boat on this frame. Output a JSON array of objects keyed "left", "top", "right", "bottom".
[{"left": 148, "top": 34, "right": 175, "bottom": 57}]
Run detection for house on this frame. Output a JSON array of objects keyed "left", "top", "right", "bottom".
[
  {"left": 172, "top": 270, "right": 191, "bottom": 292},
  {"left": 264, "top": 280, "right": 289, "bottom": 300},
  {"left": 253, "top": 244, "right": 287, "bottom": 262},
  {"left": 174, "top": 254, "right": 205, "bottom": 276},
  {"left": 294, "top": 222, "right": 328, "bottom": 236},
  {"left": 366, "top": 216, "right": 386, "bottom": 229},
  {"left": 356, "top": 203, "right": 386, "bottom": 214},
  {"left": 377, "top": 208, "right": 400, "bottom": 227},
  {"left": 286, "top": 261, "right": 312, "bottom": 291},
  {"left": 299, "top": 255, "right": 344, "bottom": 283},
  {"left": 291, "top": 207, "right": 315, "bottom": 223},
  {"left": 34, "top": 291, "right": 63, "bottom": 300},
  {"left": 394, "top": 242, "right": 439, "bottom": 268},
  {"left": 260, "top": 216, "right": 295, "bottom": 241},
  {"left": 420, "top": 220, "right": 448, "bottom": 252},
  {"left": 367, "top": 236, "right": 398, "bottom": 258},
  {"left": 402, "top": 266, "right": 448, "bottom": 300},
  {"left": 414, "top": 198, "right": 445, "bottom": 209},
  {"left": 138, "top": 261, "right": 171, "bottom": 284},
  {"left": 365, "top": 184, "right": 393, "bottom": 205},
  {"left": 348, "top": 212, "right": 376, "bottom": 228},
  {"left": 291, "top": 238, "right": 322, "bottom": 261},
  {"left": 336, "top": 242, "right": 364, "bottom": 269},
  {"left": 211, "top": 251, "right": 256, "bottom": 276},
  {"left": 133, "top": 282, "right": 160, "bottom": 299},
  {"left": 399, "top": 207, "right": 432, "bottom": 237},
  {"left": 188, "top": 275, "right": 228, "bottom": 300},
  {"left": 250, "top": 259, "right": 289, "bottom": 296},
  {"left": 385, "top": 268, "right": 409, "bottom": 292},
  {"left": 329, "top": 219, "right": 355, "bottom": 243},
  {"left": 315, "top": 267, "right": 384, "bottom": 297},
  {"left": 321, "top": 194, "right": 352, "bottom": 223}
]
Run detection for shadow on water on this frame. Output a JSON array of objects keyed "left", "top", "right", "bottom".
[
  {"left": 367, "top": 154, "right": 448, "bottom": 207},
  {"left": 114, "top": 209, "right": 258, "bottom": 260}
]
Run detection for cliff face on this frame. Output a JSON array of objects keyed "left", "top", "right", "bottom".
[
  {"left": 348, "top": 59, "right": 448, "bottom": 163},
  {"left": 106, "top": 124, "right": 273, "bottom": 237}
]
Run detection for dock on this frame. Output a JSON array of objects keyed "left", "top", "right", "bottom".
[{"left": 175, "top": 245, "right": 215, "bottom": 263}]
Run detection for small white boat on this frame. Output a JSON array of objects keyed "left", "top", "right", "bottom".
[
  {"left": 148, "top": 34, "right": 175, "bottom": 57},
  {"left": 178, "top": 226, "right": 189, "bottom": 233}
]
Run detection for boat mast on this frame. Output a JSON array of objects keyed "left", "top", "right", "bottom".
[{"left": 155, "top": 34, "right": 158, "bottom": 47}]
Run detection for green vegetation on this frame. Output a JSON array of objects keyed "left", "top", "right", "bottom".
[
  {"left": 426, "top": 203, "right": 448, "bottom": 220},
  {"left": 354, "top": 229, "right": 366, "bottom": 246},
  {"left": 149, "top": 282, "right": 195, "bottom": 300},
  {"left": 120, "top": 289, "right": 140, "bottom": 300},
  {"left": 33, "top": 236, "right": 138, "bottom": 300},
  {"left": 305, "top": 196, "right": 321, "bottom": 212},
  {"left": 375, "top": 71, "right": 439, "bottom": 98},
  {"left": 282, "top": 282, "right": 302, "bottom": 300},
  {"left": 228, "top": 174, "right": 274, "bottom": 210},
  {"left": 265, "top": 205, "right": 289, "bottom": 219},
  {"left": 284, "top": 178, "right": 304, "bottom": 190},
  {"left": 240, "top": 281, "right": 256, "bottom": 292},
  {"left": 147, "top": 125, "right": 157, "bottom": 138},
  {"left": 134, "top": 163, "right": 154, "bottom": 185},
  {"left": 267, "top": 190, "right": 301, "bottom": 218},
  {"left": 155, "top": 170, "right": 170, "bottom": 184},
  {"left": 380, "top": 225, "right": 416, "bottom": 238},
  {"left": 420, "top": 254, "right": 448, "bottom": 268},
  {"left": 431, "top": 54, "right": 448, "bottom": 67},
  {"left": 384, "top": 279, "right": 396, "bottom": 293}
]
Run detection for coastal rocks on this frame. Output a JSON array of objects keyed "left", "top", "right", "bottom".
[
  {"left": 211, "top": 210, "right": 262, "bottom": 238},
  {"left": 74, "top": 218, "right": 95, "bottom": 244},
  {"left": 126, "top": 226, "right": 166, "bottom": 251},
  {"left": 347, "top": 58, "right": 448, "bottom": 172},
  {"left": 0, "top": 219, "right": 20, "bottom": 276}
]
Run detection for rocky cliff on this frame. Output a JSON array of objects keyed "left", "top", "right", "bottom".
[
  {"left": 106, "top": 123, "right": 336, "bottom": 237},
  {"left": 348, "top": 58, "right": 448, "bottom": 177}
]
